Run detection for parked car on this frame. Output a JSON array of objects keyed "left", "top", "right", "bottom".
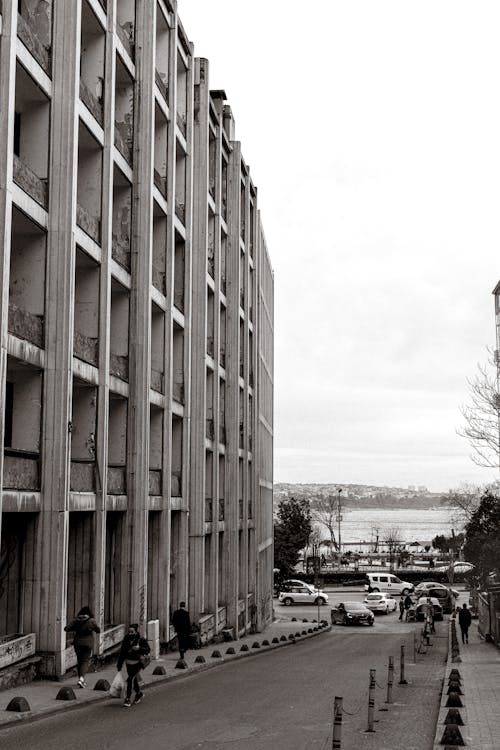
[
  {"left": 363, "top": 592, "right": 398, "bottom": 614},
  {"left": 413, "top": 582, "right": 458, "bottom": 613},
  {"left": 415, "top": 596, "right": 443, "bottom": 621},
  {"left": 278, "top": 579, "right": 316, "bottom": 592},
  {"left": 331, "top": 601, "right": 375, "bottom": 626},
  {"left": 278, "top": 586, "right": 329, "bottom": 606},
  {"left": 364, "top": 573, "right": 414, "bottom": 596}
]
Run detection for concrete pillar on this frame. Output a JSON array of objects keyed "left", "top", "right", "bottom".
[{"left": 35, "top": 0, "right": 81, "bottom": 674}]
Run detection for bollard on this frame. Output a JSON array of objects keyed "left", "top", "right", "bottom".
[
  {"left": 399, "top": 644, "right": 407, "bottom": 685},
  {"left": 414, "top": 631, "right": 418, "bottom": 663},
  {"left": 386, "top": 656, "right": 394, "bottom": 704},
  {"left": 367, "top": 669, "right": 376, "bottom": 732},
  {"left": 332, "top": 695, "right": 342, "bottom": 749}
]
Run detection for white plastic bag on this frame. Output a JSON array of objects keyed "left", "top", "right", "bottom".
[{"left": 109, "top": 671, "right": 125, "bottom": 698}]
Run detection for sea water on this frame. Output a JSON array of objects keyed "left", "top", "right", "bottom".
[{"left": 331, "top": 506, "right": 458, "bottom": 548}]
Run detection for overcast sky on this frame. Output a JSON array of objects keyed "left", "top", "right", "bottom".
[{"left": 180, "top": 1, "right": 500, "bottom": 492}]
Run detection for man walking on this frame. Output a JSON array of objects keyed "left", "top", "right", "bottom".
[
  {"left": 172, "top": 601, "right": 191, "bottom": 660},
  {"left": 398, "top": 594, "right": 405, "bottom": 621},
  {"left": 458, "top": 603, "right": 472, "bottom": 644}
]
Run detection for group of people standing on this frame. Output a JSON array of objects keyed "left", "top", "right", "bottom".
[{"left": 65, "top": 601, "right": 192, "bottom": 708}]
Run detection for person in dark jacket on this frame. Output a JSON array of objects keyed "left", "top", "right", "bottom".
[
  {"left": 458, "top": 603, "right": 472, "bottom": 643},
  {"left": 64, "top": 606, "right": 100, "bottom": 688},
  {"left": 172, "top": 602, "right": 191, "bottom": 659},
  {"left": 117, "top": 623, "right": 151, "bottom": 707}
]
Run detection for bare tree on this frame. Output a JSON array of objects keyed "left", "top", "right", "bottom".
[
  {"left": 311, "top": 495, "right": 338, "bottom": 551},
  {"left": 442, "top": 481, "right": 500, "bottom": 529},
  {"left": 382, "top": 526, "right": 402, "bottom": 569},
  {"left": 458, "top": 352, "right": 500, "bottom": 469}
]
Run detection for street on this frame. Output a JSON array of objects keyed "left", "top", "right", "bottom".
[{"left": 0, "top": 609, "right": 446, "bottom": 750}]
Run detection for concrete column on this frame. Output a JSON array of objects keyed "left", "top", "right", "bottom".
[
  {"left": 224, "top": 137, "right": 242, "bottom": 633},
  {"left": 35, "top": 0, "right": 81, "bottom": 674},
  {"left": 188, "top": 57, "right": 210, "bottom": 620},
  {"left": 126, "top": 0, "right": 156, "bottom": 631},
  {"left": 0, "top": 1, "right": 17, "bottom": 539}
]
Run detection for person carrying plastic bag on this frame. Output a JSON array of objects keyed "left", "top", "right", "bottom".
[{"left": 116, "top": 623, "right": 151, "bottom": 707}]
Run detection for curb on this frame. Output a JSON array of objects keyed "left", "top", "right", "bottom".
[{"left": 0, "top": 623, "right": 331, "bottom": 731}]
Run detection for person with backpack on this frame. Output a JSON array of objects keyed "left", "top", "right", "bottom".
[
  {"left": 64, "top": 605, "right": 101, "bottom": 688},
  {"left": 116, "top": 623, "right": 151, "bottom": 707}
]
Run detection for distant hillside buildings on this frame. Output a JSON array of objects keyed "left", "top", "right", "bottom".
[{"left": 0, "top": 0, "right": 274, "bottom": 677}]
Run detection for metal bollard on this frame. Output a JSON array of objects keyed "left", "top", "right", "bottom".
[
  {"left": 367, "top": 668, "right": 376, "bottom": 732},
  {"left": 332, "top": 696, "right": 342, "bottom": 749},
  {"left": 414, "top": 631, "right": 418, "bottom": 663},
  {"left": 399, "top": 644, "right": 407, "bottom": 684},
  {"left": 386, "top": 656, "right": 394, "bottom": 704}
]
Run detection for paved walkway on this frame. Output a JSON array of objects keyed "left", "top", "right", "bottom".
[{"left": 432, "top": 617, "right": 500, "bottom": 750}]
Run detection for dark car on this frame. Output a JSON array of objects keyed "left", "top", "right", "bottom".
[
  {"left": 413, "top": 583, "right": 456, "bottom": 614},
  {"left": 331, "top": 601, "right": 375, "bottom": 626}
]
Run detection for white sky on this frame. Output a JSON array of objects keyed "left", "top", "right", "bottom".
[{"left": 180, "top": 1, "right": 500, "bottom": 492}]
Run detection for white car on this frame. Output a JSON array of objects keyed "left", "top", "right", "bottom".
[
  {"left": 364, "top": 573, "right": 414, "bottom": 596},
  {"left": 278, "top": 585, "right": 329, "bottom": 606},
  {"left": 363, "top": 592, "right": 398, "bottom": 614}
]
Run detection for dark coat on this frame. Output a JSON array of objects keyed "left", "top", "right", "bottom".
[
  {"left": 117, "top": 632, "right": 150, "bottom": 670},
  {"left": 458, "top": 607, "right": 472, "bottom": 629},
  {"left": 64, "top": 615, "right": 100, "bottom": 648},
  {"left": 172, "top": 607, "right": 191, "bottom": 635}
]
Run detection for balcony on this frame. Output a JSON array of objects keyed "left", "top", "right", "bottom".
[
  {"left": 114, "top": 123, "right": 133, "bottom": 165},
  {"left": 3, "top": 449, "right": 40, "bottom": 491},
  {"left": 153, "top": 168, "right": 166, "bottom": 197},
  {"left": 107, "top": 466, "right": 126, "bottom": 495},
  {"left": 110, "top": 353, "right": 129, "bottom": 381},
  {"left": 151, "top": 369, "right": 164, "bottom": 394},
  {"left": 171, "top": 471, "right": 181, "bottom": 497},
  {"left": 117, "top": 22, "right": 134, "bottom": 60},
  {"left": 70, "top": 460, "right": 96, "bottom": 492},
  {"left": 111, "top": 232, "right": 130, "bottom": 271},
  {"left": 76, "top": 203, "right": 101, "bottom": 244},
  {"left": 13, "top": 154, "right": 48, "bottom": 209},
  {"left": 149, "top": 469, "right": 162, "bottom": 496},
  {"left": 73, "top": 330, "right": 98, "bottom": 367},
  {"left": 152, "top": 266, "right": 166, "bottom": 295},
  {"left": 8, "top": 302, "right": 44, "bottom": 348},
  {"left": 205, "top": 497, "right": 213, "bottom": 522},
  {"left": 155, "top": 69, "right": 168, "bottom": 101},
  {"left": 79, "top": 79, "right": 103, "bottom": 125},
  {"left": 17, "top": 11, "right": 51, "bottom": 74}
]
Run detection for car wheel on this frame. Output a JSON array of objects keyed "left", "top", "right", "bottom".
[
  {"left": 372, "top": 587, "right": 380, "bottom": 592},
  {"left": 283, "top": 597, "right": 293, "bottom": 606},
  {"left": 368, "top": 620, "right": 374, "bottom": 626},
  {"left": 402, "top": 588, "right": 410, "bottom": 596},
  {"left": 315, "top": 597, "right": 325, "bottom": 606}
]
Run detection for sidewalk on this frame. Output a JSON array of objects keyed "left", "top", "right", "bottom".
[
  {"left": 432, "top": 618, "right": 500, "bottom": 750},
  {"left": 0, "top": 614, "right": 328, "bottom": 731}
]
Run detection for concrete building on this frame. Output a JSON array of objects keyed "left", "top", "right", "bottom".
[{"left": 0, "top": 0, "right": 274, "bottom": 679}]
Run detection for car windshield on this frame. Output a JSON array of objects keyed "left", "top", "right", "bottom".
[{"left": 343, "top": 602, "right": 366, "bottom": 610}]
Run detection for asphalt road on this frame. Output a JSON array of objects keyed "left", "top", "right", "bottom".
[{"left": 0, "top": 613, "right": 442, "bottom": 750}]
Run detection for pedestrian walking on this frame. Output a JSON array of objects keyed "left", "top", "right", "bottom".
[
  {"left": 458, "top": 603, "right": 472, "bottom": 644},
  {"left": 398, "top": 594, "right": 405, "bottom": 620},
  {"left": 172, "top": 601, "right": 191, "bottom": 659},
  {"left": 404, "top": 593, "right": 413, "bottom": 621},
  {"left": 116, "top": 623, "right": 151, "bottom": 708},
  {"left": 64, "top": 605, "right": 100, "bottom": 688}
]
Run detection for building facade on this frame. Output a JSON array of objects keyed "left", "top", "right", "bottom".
[{"left": 0, "top": 0, "right": 274, "bottom": 677}]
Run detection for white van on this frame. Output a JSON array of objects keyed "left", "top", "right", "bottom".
[{"left": 365, "top": 573, "right": 414, "bottom": 596}]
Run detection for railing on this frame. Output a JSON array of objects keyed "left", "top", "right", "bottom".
[
  {"left": 17, "top": 11, "right": 51, "bottom": 73},
  {"left": 109, "top": 353, "right": 129, "bottom": 381},
  {"left": 8, "top": 302, "right": 44, "bottom": 348},
  {"left": 76, "top": 203, "right": 101, "bottom": 244},
  {"left": 13, "top": 154, "right": 48, "bottom": 209},
  {"left": 107, "top": 465, "right": 126, "bottom": 495},
  {"left": 79, "top": 79, "right": 103, "bottom": 125},
  {"left": 111, "top": 232, "right": 131, "bottom": 271},
  {"left": 73, "top": 330, "right": 98, "bottom": 366},
  {"left": 3, "top": 449, "right": 40, "bottom": 491}
]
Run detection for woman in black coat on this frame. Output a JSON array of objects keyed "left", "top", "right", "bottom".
[
  {"left": 117, "top": 624, "right": 151, "bottom": 707},
  {"left": 64, "top": 606, "right": 100, "bottom": 688}
]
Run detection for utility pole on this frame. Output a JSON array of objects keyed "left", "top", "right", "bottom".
[{"left": 337, "top": 489, "right": 342, "bottom": 557}]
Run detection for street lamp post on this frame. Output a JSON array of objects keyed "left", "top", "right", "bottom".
[{"left": 337, "top": 489, "right": 343, "bottom": 561}]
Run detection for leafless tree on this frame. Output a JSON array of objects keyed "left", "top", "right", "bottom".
[
  {"left": 382, "top": 526, "right": 402, "bottom": 569},
  {"left": 311, "top": 494, "right": 338, "bottom": 551},
  {"left": 442, "top": 481, "right": 500, "bottom": 529},
  {"left": 458, "top": 352, "right": 500, "bottom": 469}
]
